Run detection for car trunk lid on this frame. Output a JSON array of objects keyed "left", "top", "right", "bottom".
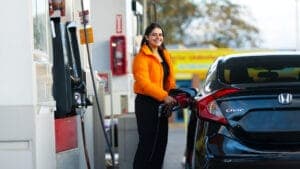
[{"left": 218, "top": 87, "right": 300, "bottom": 144}]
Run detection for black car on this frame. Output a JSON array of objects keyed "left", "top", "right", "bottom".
[{"left": 183, "top": 52, "right": 300, "bottom": 169}]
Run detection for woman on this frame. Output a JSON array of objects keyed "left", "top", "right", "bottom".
[{"left": 132, "top": 23, "right": 177, "bottom": 169}]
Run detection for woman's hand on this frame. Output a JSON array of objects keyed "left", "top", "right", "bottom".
[
  {"left": 163, "top": 95, "right": 177, "bottom": 105},
  {"left": 160, "top": 95, "right": 177, "bottom": 118}
]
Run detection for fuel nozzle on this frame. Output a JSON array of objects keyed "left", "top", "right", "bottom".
[
  {"left": 169, "top": 87, "right": 197, "bottom": 109},
  {"left": 173, "top": 93, "right": 192, "bottom": 109},
  {"left": 158, "top": 88, "right": 197, "bottom": 118}
]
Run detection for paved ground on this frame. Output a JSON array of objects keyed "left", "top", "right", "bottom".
[
  {"left": 107, "top": 122, "right": 187, "bottom": 169},
  {"left": 164, "top": 122, "right": 186, "bottom": 169}
]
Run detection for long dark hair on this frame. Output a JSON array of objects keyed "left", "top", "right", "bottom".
[
  {"left": 141, "top": 23, "right": 170, "bottom": 83},
  {"left": 141, "top": 22, "right": 166, "bottom": 50}
]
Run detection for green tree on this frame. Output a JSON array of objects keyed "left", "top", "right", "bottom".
[
  {"left": 138, "top": 0, "right": 200, "bottom": 44},
  {"left": 142, "top": 0, "right": 261, "bottom": 48},
  {"left": 184, "top": 0, "right": 261, "bottom": 48}
]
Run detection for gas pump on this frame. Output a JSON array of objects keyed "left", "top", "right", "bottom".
[
  {"left": 52, "top": 17, "right": 91, "bottom": 118},
  {"left": 51, "top": 0, "right": 117, "bottom": 168},
  {"left": 1, "top": 0, "right": 147, "bottom": 168},
  {"left": 51, "top": 17, "right": 73, "bottom": 118},
  {"left": 51, "top": 16, "right": 92, "bottom": 168}
]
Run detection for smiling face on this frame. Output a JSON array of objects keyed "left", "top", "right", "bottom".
[{"left": 146, "top": 27, "right": 164, "bottom": 49}]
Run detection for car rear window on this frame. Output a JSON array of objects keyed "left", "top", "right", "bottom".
[{"left": 221, "top": 55, "right": 300, "bottom": 84}]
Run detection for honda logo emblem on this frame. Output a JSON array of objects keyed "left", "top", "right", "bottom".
[{"left": 278, "top": 93, "right": 293, "bottom": 105}]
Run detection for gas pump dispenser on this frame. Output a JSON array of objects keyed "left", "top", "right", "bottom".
[
  {"left": 51, "top": 15, "right": 94, "bottom": 168},
  {"left": 52, "top": 17, "right": 91, "bottom": 118},
  {"left": 51, "top": 1, "right": 115, "bottom": 168},
  {"left": 1, "top": 0, "right": 144, "bottom": 168},
  {"left": 51, "top": 17, "right": 74, "bottom": 118}
]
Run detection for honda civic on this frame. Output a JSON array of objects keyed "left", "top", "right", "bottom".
[{"left": 185, "top": 52, "right": 300, "bottom": 169}]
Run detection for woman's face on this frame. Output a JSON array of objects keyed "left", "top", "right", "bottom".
[{"left": 146, "top": 27, "right": 164, "bottom": 49}]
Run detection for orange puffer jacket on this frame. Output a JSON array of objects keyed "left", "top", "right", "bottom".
[{"left": 133, "top": 45, "right": 176, "bottom": 101}]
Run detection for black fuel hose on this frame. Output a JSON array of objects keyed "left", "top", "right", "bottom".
[
  {"left": 148, "top": 104, "right": 180, "bottom": 162},
  {"left": 147, "top": 105, "right": 164, "bottom": 162},
  {"left": 79, "top": 0, "right": 115, "bottom": 168},
  {"left": 81, "top": 116, "right": 91, "bottom": 169}
]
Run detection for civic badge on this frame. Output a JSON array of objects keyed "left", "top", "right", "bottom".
[{"left": 278, "top": 93, "right": 293, "bottom": 105}]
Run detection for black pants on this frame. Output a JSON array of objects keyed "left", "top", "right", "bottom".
[{"left": 133, "top": 94, "right": 168, "bottom": 169}]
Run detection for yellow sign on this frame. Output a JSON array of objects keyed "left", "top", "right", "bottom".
[
  {"left": 170, "top": 48, "right": 270, "bottom": 80},
  {"left": 170, "top": 48, "right": 237, "bottom": 80},
  {"left": 80, "top": 27, "right": 94, "bottom": 44}
]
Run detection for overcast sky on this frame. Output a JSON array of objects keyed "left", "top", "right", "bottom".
[{"left": 232, "top": 0, "right": 298, "bottom": 50}]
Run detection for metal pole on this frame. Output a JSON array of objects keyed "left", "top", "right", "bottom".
[
  {"left": 108, "top": 71, "right": 115, "bottom": 165},
  {"left": 296, "top": 0, "right": 299, "bottom": 50},
  {"left": 143, "top": 0, "right": 147, "bottom": 30}
]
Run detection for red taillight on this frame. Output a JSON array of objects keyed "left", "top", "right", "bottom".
[{"left": 197, "top": 88, "right": 240, "bottom": 125}]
